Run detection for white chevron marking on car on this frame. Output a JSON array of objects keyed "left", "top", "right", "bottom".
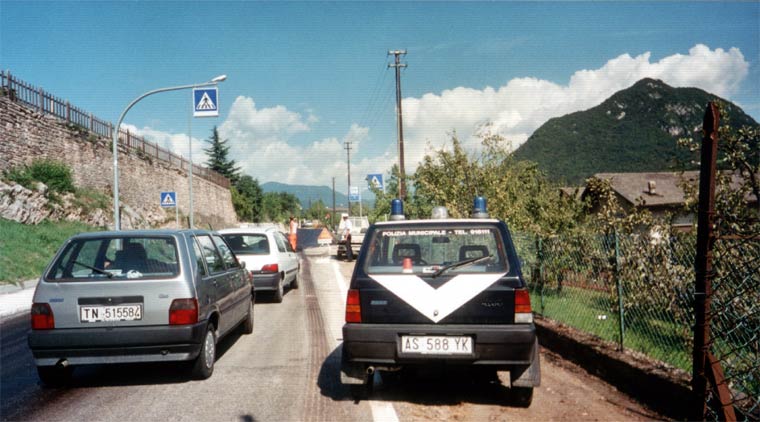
[{"left": 369, "top": 273, "right": 506, "bottom": 323}]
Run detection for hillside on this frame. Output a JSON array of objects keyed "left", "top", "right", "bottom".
[
  {"left": 513, "top": 78, "right": 758, "bottom": 184},
  {"left": 261, "top": 181, "right": 351, "bottom": 208}
]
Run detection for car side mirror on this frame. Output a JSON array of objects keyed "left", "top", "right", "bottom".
[{"left": 240, "top": 261, "right": 246, "bottom": 269}]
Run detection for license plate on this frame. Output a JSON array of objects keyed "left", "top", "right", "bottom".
[
  {"left": 80, "top": 304, "right": 143, "bottom": 322},
  {"left": 400, "top": 335, "right": 473, "bottom": 355}
]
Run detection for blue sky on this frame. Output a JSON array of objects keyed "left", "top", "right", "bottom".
[{"left": 2, "top": 1, "right": 758, "bottom": 194}]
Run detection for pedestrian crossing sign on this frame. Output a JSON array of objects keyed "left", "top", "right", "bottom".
[
  {"left": 160, "top": 191, "right": 177, "bottom": 208},
  {"left": 193, "top": 87, "right": 219, "bottom": 117}
]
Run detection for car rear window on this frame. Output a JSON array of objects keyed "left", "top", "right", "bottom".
[
  {"left": 46, "top": 236, "right": 179, "bottom": 281},
  {"left": 221, "top": 233, "right": 270, "bottom": 255},
  {"left": 364, "top": 226, "right": 508, "bottom": 275}
]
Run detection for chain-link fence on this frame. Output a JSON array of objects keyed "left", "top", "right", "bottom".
[{"left": 513, "top": 230, "right": 759, "bottom": 419}]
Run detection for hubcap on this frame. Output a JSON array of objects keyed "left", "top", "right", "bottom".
[{"left": 204, "top": 331, "right": 215, "bottom": 368}]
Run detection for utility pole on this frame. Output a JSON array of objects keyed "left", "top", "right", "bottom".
[
  {"left": 344, "top": 140, "right": 352, "bottom": 215},
  {"left": 388, "top": 49, "right": 407, "bottom": 200},
  {"left": 332, "top": 177, "right": 336, "bottom": 232}
]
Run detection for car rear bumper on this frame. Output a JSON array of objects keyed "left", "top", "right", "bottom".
[
  {"left": 27, "top": 322, "right": 207, "bottom": 366},
  {"left": 251, "top": 272, "right": 279, "bottom": 291},
  {"left": 342, "top": 323, "right": 537, "bottom": 367}
]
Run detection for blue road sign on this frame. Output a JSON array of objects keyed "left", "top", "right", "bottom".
[
  {"left": 193, "top": 87, "right": 219, "bottom": 117},
  {"left": 349, "top": 186, "right": 360, "bottom": 202},
  {"left": 367, "top": 173, "right": 384, "bottom": 191},
  {"left": 160, "top": 191, "right": 177, "bottom": 208}
]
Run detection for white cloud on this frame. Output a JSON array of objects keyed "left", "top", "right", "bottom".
[
  {"left": 121, "top": 124, "right": 207, "bottom": 163},
  {"left": 402, "top": 44, "right": 749, "bottom": 166},
  {"left": 220, "top": 96, "right": 311, "bottom": 144}
]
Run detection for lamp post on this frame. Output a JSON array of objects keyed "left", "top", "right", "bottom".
[{"left": 111, "top": 75, "right": 226, "bottom": 230}]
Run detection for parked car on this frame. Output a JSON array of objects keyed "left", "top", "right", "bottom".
[
  {"left": 218, "top": 227, "right": 299, "bottom": 303},
  {"left": 340, "top": 198, "right": 540, "bottom": 406},
  {"left": 27, "top": 229, "right": 254, "bottom": 385}
]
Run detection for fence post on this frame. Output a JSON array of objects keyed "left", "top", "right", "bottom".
[
  {"left": 614, "top": 229, "right": 625, "bottom": 351},
  {"left": 536, "top": 235, "right": 545, "bottom": 315},
  {"left": 38, "top": 87, "right": 44, "bottom": 113},
  {"left": 66, "top": 101, "right": 70, "bottom": 123}
]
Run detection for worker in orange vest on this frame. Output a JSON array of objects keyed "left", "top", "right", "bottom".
[{"left": 289, "top": 216, "right": 298, "bottom": 251}]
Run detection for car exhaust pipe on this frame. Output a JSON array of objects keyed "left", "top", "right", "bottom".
[
  {"left": 366, "top": 366, "right": 375, "bottom": 375},
  {"left": 56, "top": 359, "right": 69, "bottom": 368}
]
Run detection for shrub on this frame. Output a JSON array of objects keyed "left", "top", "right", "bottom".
[{"left": 4, "top": 159, "right": 75, "bottom": 194}]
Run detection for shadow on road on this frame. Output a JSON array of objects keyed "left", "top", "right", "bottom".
[{"left": 316, "top": 344, "right": 524, "bottom": 407}]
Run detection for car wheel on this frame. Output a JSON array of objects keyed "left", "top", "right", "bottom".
[
  {"left": 36, "top": 365, "right": 73, "bottom": 387},
  {"left": 273, "top": 274, "right": 284, "bottom": 303},
  {"left": 508, "top": 386, "right": 533, "bottom": 408},
  {"left": 290, "top": 267, "right": 299, "bottom": 289},
  {"left": 241, "top": 300, "right": 254, "bottom": 334},
  {"left": 191, "top": 324, "right": 216, "bottom": 379}
]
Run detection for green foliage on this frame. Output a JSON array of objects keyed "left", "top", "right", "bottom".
[
  {"left": 0, "top": 219, "right": 98, "bottom": 284},
  {"left": 231, "top": 175, "right": 263, "bottom": 222},
  {"left": 4, "top": 159, "right": 75, "bottom": 195},
  {"left": 261, "top": 191, "right": 300, "bottom": 223},
  {"left": 203, "top": 126, "right": 240, "bottom": 184},
  {"left": 514, "top": 78, "right": 758, "bottom": 184},
  {"left": 410, "top": 133, "right": 585, "bottom": 235}
]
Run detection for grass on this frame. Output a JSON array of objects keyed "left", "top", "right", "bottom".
[
  {"left": 0, "top": 219, "right": 100, "bottom": 285},
  {"left": 531, "top": 286, "right": 692, "bottom": 371}
]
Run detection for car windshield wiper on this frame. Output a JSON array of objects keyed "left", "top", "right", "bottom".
[
  {"left": 74, "top": 261, "right": 113, "bottom": 278},
  {"left": 431, "top": 255, "right": 493, "bottom": 278}
]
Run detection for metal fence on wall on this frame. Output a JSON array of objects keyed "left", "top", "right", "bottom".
[
  {"left": 0, "top": 70, "right": 229, "bottom": 189},
  {"left": 513, "top": 230, "right": 759, "bottom": 420}
]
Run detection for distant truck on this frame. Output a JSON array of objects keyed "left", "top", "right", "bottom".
[{"left": 337, "top": 215, "right": 369, "bottom": 259}]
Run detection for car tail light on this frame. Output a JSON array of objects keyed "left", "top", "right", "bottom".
[
  {"left": 514, "top": 289, "right": 533, "bottom": 324},
  {"left": 31, "top": 303, "right": 55, "bottom": 330},
  {"left": 345, "top": 289, "right": 361, "bottom": 323},
  {"left": 261, "top": 263, "right": 279, "bottom": 273},
  {"left": 169, "top": 298, "right": 198, "bottom": 325}
]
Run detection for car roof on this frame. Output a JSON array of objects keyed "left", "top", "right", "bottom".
[
  {"left": 374, "top": 218, "right": 500, "bottom": 227},
  {"left": 217, "top": 227, "right": 278, "bottom": 235},
  {"left": 70, "top": 229, "right": 215, "bottom": 239}
]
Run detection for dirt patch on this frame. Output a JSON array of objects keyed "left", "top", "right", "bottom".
[{"left": 535, "top": 316, "right": 691, "bottom": 419}]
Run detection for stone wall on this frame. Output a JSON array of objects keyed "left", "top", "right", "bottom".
[{"left": 0, "top": 96, "right": 237, "bottom": 229}]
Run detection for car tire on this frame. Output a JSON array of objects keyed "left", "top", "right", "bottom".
[
  {"left": 191, "top": 324, "right": 216, "bottom": 379},
  {"left": 508, "top": 386, "right": 533, "bottom": 408},
  {"left": 241, "top": 300, "right": 254, "bottom": 334},
  {"left": 36, "top": 365, "right": 73, "bottom": 387},
  {"left": 290, "top": 267, "right": 299, "bottom": 289},
  {"left": 273, "top": 274, "right": 284, "bottom": 303}
]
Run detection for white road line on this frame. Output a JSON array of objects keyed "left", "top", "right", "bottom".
[{"left": 330, "top": 260, "right": 399, "bottom": 422}]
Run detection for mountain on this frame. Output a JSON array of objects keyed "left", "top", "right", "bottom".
[
  {"left": 261, "top": 181, "right": 352, "bottom": 208},
  {"left": 513, "top": 78, "right": 758, "bottom": 184}
]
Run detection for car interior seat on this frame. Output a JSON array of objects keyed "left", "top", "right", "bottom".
[
  {"left": 459, "top": 245, "right": 489, "bottom": 261},
  {"left": 392, "top": 243, "right": 422, "bottom": 264},
  {"left": 113, "top": 242, "right": 148, "bottom": 272}
]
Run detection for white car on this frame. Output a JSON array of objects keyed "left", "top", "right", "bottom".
[{"left": 219, "top": 227, "right": 299, "bottom": 303}]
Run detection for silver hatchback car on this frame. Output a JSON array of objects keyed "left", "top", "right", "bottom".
[{"left": 27, "top": 229, "right": 254, "bottom": 385}]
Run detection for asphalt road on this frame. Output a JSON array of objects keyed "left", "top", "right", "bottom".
[{"left": 0, "top": 246, "right": 661, "bottom": 421}]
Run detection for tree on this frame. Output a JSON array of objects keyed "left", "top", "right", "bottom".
[
  {"left": 203, "top": 126, "right": 240, "bottom": 184},
  {"left": 261, "top": 192, "right": 300, "bottom": 223},
  {"left": 231, "top": 175, "right": 263, "bottom": 222}
]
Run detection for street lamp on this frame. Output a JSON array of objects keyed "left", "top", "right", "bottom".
[{"left": 111, "top": 75, "right": 226, "bottom": 230}]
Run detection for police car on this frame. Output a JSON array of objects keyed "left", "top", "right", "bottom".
[{"left": 340, "top": 197, "right": 540, "bottom": 406}]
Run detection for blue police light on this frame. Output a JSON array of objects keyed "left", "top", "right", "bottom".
[
  {"left": 472, "top": 196, "right": 489, "bottom": 218},
  {"left": 390, "top": 199, "right": 406, "bottom": 221}
]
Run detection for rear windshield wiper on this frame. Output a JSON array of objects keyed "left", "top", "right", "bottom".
[
  {"left": 74, "top": 261, "right": 114, "bottom": 278},
  {"left": 431, "top": 255, "right": 493, "bottom": 278}
]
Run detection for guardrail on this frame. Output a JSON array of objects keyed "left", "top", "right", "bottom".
[{"left": 1, "top": 70, "right": 230, "bottom": 189}]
